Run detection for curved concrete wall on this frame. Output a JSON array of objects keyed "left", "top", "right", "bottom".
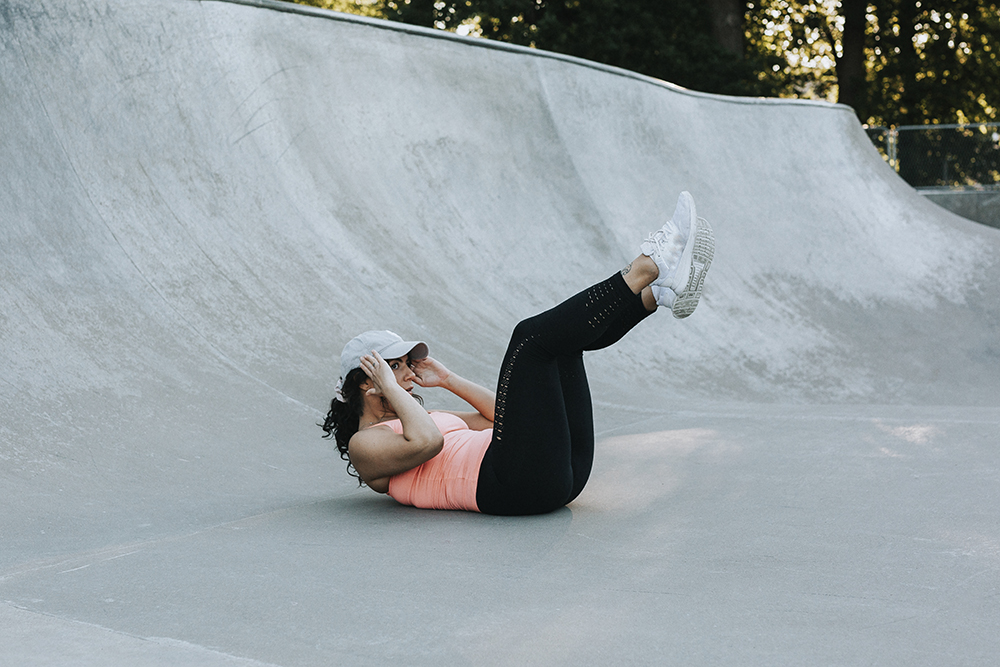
[
  {"left": 921, "top": 188, "right": 1000, "bottom": 229},
  {"left": 4, "top": 0, "right": 1000, "bottom": 546}
]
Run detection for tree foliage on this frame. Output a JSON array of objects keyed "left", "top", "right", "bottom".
[
  {"left": 374, "top": 0, "right": 780, "bottom": 96},
  {"left": 868, "top": 0, "right": 1000, "bottom": 125},
  {"left": 743, "top": 0, "right": 999, "bottom": 125},
  {"left": 289, "top": 0, "right": 1000, "bottom": 125},
  {"left": 293, "top": 0, "right": 383, "bottom": 16}
]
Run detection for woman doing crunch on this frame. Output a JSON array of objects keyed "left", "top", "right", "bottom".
[{"left": 321, "top": 192, "right": 714, "bottom": 515}]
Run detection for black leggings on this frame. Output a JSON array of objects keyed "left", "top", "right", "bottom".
[{"left": 475, "top": 273, "right": 653, "bottom": 515}]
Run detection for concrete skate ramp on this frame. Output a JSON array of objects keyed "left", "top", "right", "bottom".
[{"left": 3, "top": 0, "right": 1000, "bottom": 664}]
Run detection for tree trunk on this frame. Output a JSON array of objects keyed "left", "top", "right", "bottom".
[
  {"left": 837, "top": 0, "right": 868, "bottom": 118},
  {"left": 704, "top": 0, "right": 745, "bottom": 57},
  {"left": 895, "top": 0, "right": 921, "bottom": 126}
]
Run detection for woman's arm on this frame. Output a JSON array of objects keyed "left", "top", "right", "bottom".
[
  {"left": 412, "top": 357, "right": 495, "bottom": 430},
  {"left": 348, "top": 352, "right": 444, "bottom": 489}
]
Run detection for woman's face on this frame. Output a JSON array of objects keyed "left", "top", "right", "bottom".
[{"left": 386, "top": 354, "right": 417, "bottom": 394}]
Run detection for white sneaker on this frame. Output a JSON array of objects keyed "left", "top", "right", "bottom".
[
  {"left": 650, "top": 285, "right": 675, "bottom": 310},
  {"left": 640, "top": 191, "right": 696, "bottom": 307},
  {"left": 670, "top": 216, "right": 715, "bottom": 319}
]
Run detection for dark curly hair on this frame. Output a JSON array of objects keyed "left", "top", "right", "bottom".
[
  {"left": 320, "top": 368, "right": 369, "bottom": 484},
  {"left": 320, "top": 366, "right": 422, "bottom": 485}
]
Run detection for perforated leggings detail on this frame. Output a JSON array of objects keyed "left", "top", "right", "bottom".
[{"left": 475, "top": 273, "right": 652, "bottom": 515}]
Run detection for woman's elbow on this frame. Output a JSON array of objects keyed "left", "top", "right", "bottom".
[{"left": 410, "top": 429, "right": 444, "bottom": 459}]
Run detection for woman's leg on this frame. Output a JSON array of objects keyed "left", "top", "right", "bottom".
[
  {"left": 585, "top": 288, "right": 657, "bottom": 351},
  {"left": 557, "top": 352, "right": 595, "bottom": 505},
  {"left": 475, "top": 193, "right": 716, "bottom": 514},
  {"left": 476, "top": 265, "right": 655, "bottom": 516}
]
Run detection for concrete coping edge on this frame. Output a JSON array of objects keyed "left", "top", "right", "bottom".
[{"left": 199, "top": 0, "right": 855, "bottom": 113}]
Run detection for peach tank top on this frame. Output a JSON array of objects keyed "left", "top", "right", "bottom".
[{"left": 382, "top": 412, "right": 491, "bottom": 512}]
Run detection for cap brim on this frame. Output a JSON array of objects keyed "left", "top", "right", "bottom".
[{"left": 378, "top": 340, "right": 428, "bottom": 361}]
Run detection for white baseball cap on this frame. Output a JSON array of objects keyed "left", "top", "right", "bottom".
[{"left": 335, "top": 330, "right": 428, "bottom": 402}]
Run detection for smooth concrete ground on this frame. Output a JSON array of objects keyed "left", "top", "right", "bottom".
[{"left": 2, "top": 0, "right": 999, "bottom": 664}]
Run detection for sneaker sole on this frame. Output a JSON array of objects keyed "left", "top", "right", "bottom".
[{"left": 671, "top": 216, "right": 715, "bottom": 319}]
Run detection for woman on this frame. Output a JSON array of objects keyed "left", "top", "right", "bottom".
[{"left": 322, "top": 192, "right": 714, "bottom": 515}]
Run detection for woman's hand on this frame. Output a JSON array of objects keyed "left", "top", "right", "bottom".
[
  {"left": 412, "top": 356, "right": 495, "bottom": 427},
  {"left": 358, "top": 350, "right": 398, "bottom": 397},
  {"left": 410, "top": 356, "right": 451, "bottom": 389}
]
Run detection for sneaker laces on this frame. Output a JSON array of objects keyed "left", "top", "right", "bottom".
[{"left": 642, "top": 222, "right": 684, "bottom": 272}]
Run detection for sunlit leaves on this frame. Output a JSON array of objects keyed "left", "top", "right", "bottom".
[
  {"left": 289, "top": 0, "right": 998, "bottom": 125},
  {"left": 294, "top": 0, "right": 385, "bottom": 17},
  {"left": 868, "top": 0, "right": 1000, "bottom": 125}
]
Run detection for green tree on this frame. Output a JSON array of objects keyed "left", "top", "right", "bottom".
[
  {"left": 291, "top": 0, "right": 384, "bottom": 16},
  {"left": 745, "top": 0, "right": 999, "bottom": 125},
  {"left": 868, "top": 0, "right": 999, "bottom": 126},
  {"left": 289, "top": 0, "right": 999, "bottom": 125},
  {"left": 293, "top": 0, "right": 780, "bottom": 96},
  {"left": 385, "top": 0, "right": 774, "bottom": 95}
]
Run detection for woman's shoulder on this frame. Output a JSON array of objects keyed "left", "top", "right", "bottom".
[{"left": 349, "top": 419, "right": 402, "bottom": 445}]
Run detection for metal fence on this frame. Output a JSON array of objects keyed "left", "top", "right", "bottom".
[{"left": 865, "top": 123, "right": 1000, "bottom": 190}]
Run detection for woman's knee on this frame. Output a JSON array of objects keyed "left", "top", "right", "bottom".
[
  {"left": 510, "top": 316, "right": 544, "bottom": 345},
  {"left": 477, "top": 468, "right": 574, "bottom": 516}
]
